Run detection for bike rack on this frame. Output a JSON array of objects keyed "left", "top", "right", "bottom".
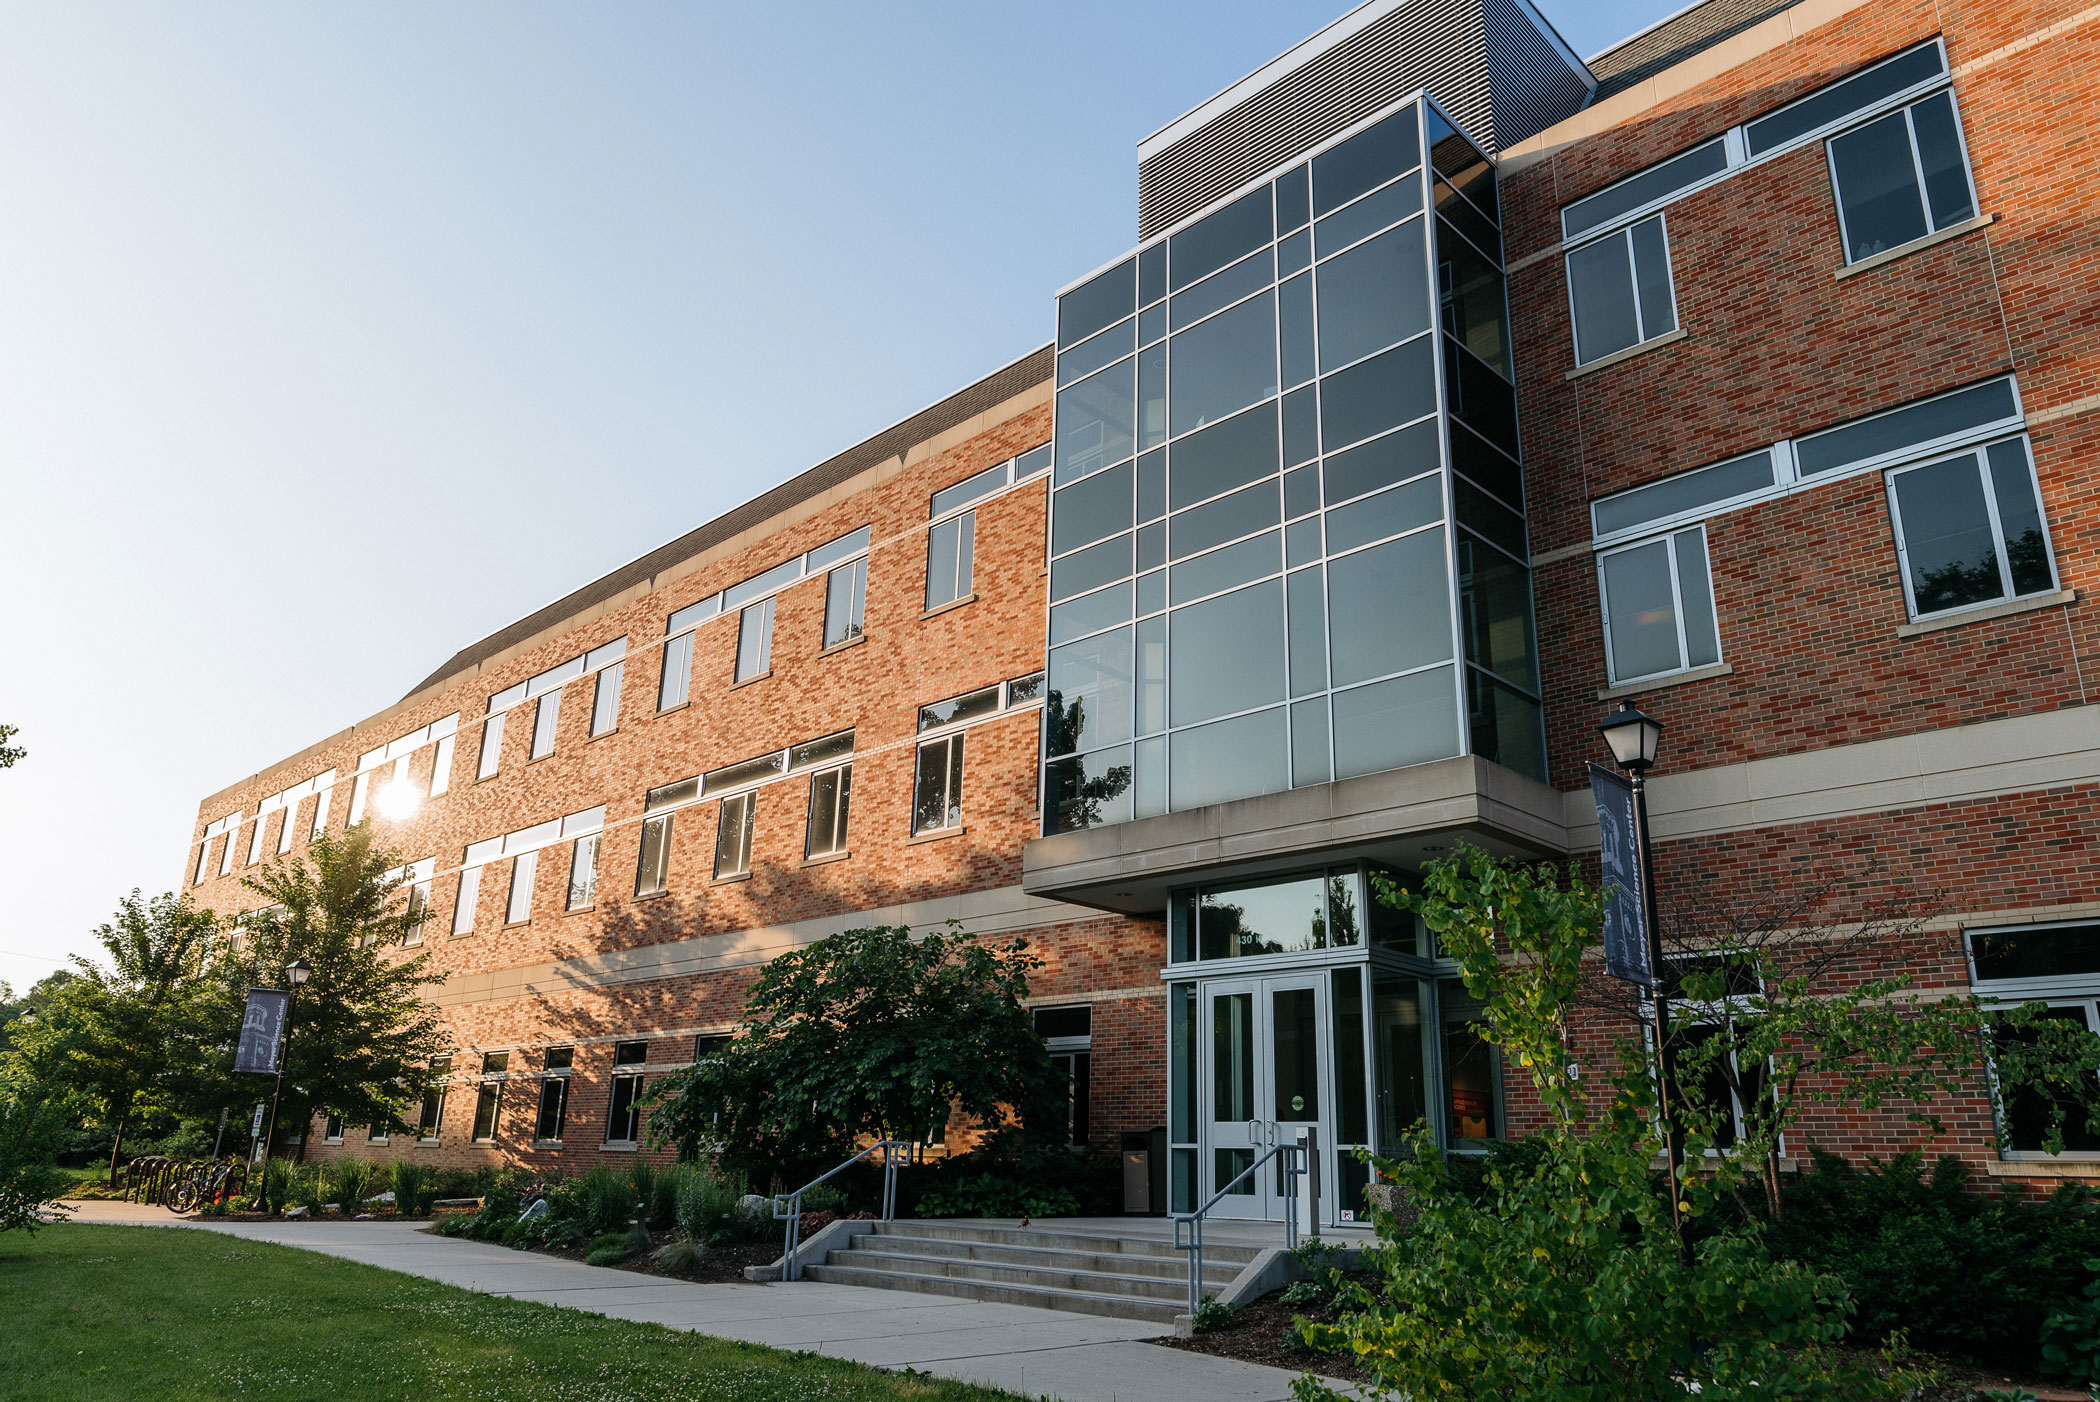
[
  {"left": 1169, "top": 1129, "right": 1310, "bottom": 1316},
  {"left": 771, "top": 1140, "right": 917, "bottom": 1282}
]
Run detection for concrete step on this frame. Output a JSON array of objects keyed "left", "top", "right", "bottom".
[
  {"left": 863, "top": 1218, "right": 1263, "bottom": 1267},
  {"left": 827, "top": 1247, "right": 1219, "bottom": 1302},
  {"left": 801, "top": 1261, "right": 1188, "bottom": 1325},
  {"left": 845, "top": 1230, "right": 1239, "bottom": 1285}
]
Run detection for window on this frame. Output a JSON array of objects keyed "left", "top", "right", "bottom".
[
  {"left": 417, "top": 1067, "right": 446, "bottom": 1141},
  {"left": 531, "top": 690, "right": 561, "bottom": 759},
  {"left": 1887, "top": 439, "right": 2057, "bottom": 620},
  {"left": 276, "top": 800, "right": 300, "bottom": 855},
  {"left": 1035, "top": 1005, "right": 1093, "bottom": 1145},
  {"left": 567, "top": 834, "right": 599, "bottom": 910},
  {"left": 1597, "top": 525, "right": 1720, "bottom": 684},
  {"left": 824, "top": 557, "right": 867, "bottom": 649},
  {"left": 536, "top": 1048, "right": 573, "bottom": 1142},
  {"left": 1969, "top": 923, "right": 2100, "bottom": 1156},
  {"left": 505, "top": 850, "right": 537, "bottom": 924},
  {"left": 403, "top": 858, "right": 434, "bottom": 945},
  {"left": 1566, "top": 214, "right": 1676, "bottom": 365},
  {"left": 635, "top": 778, "right": 693, "bottom": 897},
  {"left": 428, "top": 735, "right": 453, "bottom": 797},
  {"left": 472, "top": 1053, "right": 506, "bottom": 1143},
  {"left": 1827, "top": 90, "right": 1976, "bottom": 263},
  {"left": 606, "top": 1041, "right": 647, "bottom": 1143},
  {"left": 452, "top": 865, "right": 481, "bottom": 936},
  {"left": 197, "top": 814, "right": 238, "bottom": 884},
  {"left": 476, "top": 711, "right": 505, "bottom": 780},
  {"left": 219, "top": 817, "right": 238, "bottom": 876},
  {"left": 246, "top": 812, "right": 267, "bottom": 866},
  {"left": 1441, "top": 982, "right": 1504, "bottom": 1143},
  {"left": 591, "top": 661, "right": 622, "bottom": 735},
  {"left": 659, "top": 632, "right": 694, "bottom": 711},
  {"left": 912, "top": 735, "right": 965, "bottom": 833},
  {"left": 324, "top": 1115, "right": 344, "bottom": 1143},
  {"left": 693, "top": 1034, "right": 729, "bottom": 1062},
  {"left": 805, "top": 764, "right": 852, "bottom": 858},
  {"left": 714, "top": 792, "right": 755, "bottom": 878},
  {"left": 926, "top": 511, "right": 975, "bottom": 610},
  {"left": 735, "top": 597, "right": 774, "bottom": 682}
]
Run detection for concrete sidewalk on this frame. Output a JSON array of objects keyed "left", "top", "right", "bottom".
[{"left": 61, "top": 1201, "right": 1333, "bottom": 1402}]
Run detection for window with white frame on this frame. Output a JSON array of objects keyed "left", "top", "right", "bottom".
[
  {"left": 658, "top": 607, "right": 698, "bottom": 711},
  {"left": 591, "top": 657, "right": 622, "bottom": 736},
  {"left": 530, "top": 690, "right": 561, "bottom": 759},
  {"left": 505, "top": 849, "right": 537, "bottom": 924},
  {"left": 913, "top": 734, "right": 966, "bottom": 833},
  {"left": 1827, "top": 89, "right": 1976, "bottom": 264},
  {"left": 735, "top": 597, "right": 774, "bottom": 682},
  {"left": 472, "top": 1052, "right": 507, "bottom": 1142},
  {"left": 824, "top": 556, "right": 867, "bottom": 649},
  {"left": 417, "top": 1065, "right": 447, "bottom": 1140},
  {"left": 245, "top": 811, "right": 267, "bottom": 866},
  {"left": 1887, "top": 437, "right": 2057, "bottom": 620},
  {"left": 403, "top": 858, "right": 433, "bottom": 944},
  {"left": 1596, "top": 525, "right": 1720, "bottom": 685},
  {"left": 567, "top": 833, "right": 599, "bottom": 910},
  {"left": 1969, "top": 922, "right": 2100, "bottom": 1156},
  {"left": 635, "top": 778, "right": 693, "bottom": 896},
  {"left": 1658, "top": 955, "right": 1771, "bottom": 1152},
  {"left": 196, "top": 813, "right": 238, "bottom": 885},
  {"left": 1566, "top": 213, "right": 1677, "bottom": 365},
  {"left": 714, "top": 792, "right": 755, "bottom": 878},
  {"left": 324, "top": 1115, "right": 344, "bottom": 1143},
  {"left": 926, "top": 512, "right": 975, "bottom": 611},
  {"left": 805, "top": 763, "right": 852, "bottom": 858},
  {"left": 218, "top": 815, "right": 239, "bottom": 876},
  {"left": 451, "top": 864, "right": 481, "bottom": 937}
]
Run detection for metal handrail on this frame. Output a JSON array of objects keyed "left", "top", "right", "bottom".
[
  {"left": 772, "top": 1139, "right": 918, "bottom": 1281},
  {"left": 1169, "top": 1136, "right": 1307, "bottom": 1316}
]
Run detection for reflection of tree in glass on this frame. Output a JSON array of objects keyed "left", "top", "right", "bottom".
[
  {"left": 2006, "top": 527, "right": 2052, "bottom": 594},
  {"left": 1044, "top": 692, "right": 1130, "bottom": 831},
  {"left": 1913, "top": 546, "right": 2000, "bottom": 614},
  {"left": 1201, "top": 900, "right": 1283, "bottom": 958},
  {"left": 1321, "top": 876, "right": 1359, "bottom": 947}
]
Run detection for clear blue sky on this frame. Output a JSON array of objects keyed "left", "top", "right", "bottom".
[{"left": 0, "top": 0, "right": 1684, "bottom": 986}]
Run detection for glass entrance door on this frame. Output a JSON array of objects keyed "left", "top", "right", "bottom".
[{"left": 1201, "top": 974, "right": 1328, "bottom": 1221}]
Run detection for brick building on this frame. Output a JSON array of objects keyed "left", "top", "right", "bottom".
[{"left": 185, "top": 0, "right": 2100, "bottom": 1223}]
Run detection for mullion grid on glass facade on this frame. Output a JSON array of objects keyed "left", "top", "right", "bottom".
[{"left": 1046, "top": 94, "right": 1540, "bottom": 832}]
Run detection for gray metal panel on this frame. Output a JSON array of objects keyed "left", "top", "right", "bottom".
[{"left": 1136, "top": 0, "right": 1589, "bottom": 240}]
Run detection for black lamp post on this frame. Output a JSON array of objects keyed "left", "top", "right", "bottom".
[
  {"left": 261, "top": 958, "right": 313, "bottom": 1164},
  {"left": 1597, "top": 702, "right": 1687, "bottom": 1251}
]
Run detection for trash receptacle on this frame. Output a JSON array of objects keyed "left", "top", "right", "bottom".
[{"left": 1122, "top": 1128, "right": 1168, "bottom": 1215}]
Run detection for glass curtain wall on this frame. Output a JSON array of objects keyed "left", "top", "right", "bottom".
[{"left": 1045, "top": 96, "right": 1542, "bottom": 834}]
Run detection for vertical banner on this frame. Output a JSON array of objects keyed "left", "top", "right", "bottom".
[
  {"left": 1588, "top": 763, "right": 1652, "bottom": 986},
  {"left": 234, "top": 987, "right": 291, "bottom": 1074}
]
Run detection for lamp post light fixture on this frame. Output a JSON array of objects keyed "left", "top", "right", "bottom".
[
  {"left": 1596, "top": 701, "right": 1688, "bottom": 1255},
  {"left": 262, "top": 958, "right": 315, "bottom": 1165}
]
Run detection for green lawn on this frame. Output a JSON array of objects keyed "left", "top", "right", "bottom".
[{"left": 0, "top": 1223, "right": 1022, "bottom": 1402}]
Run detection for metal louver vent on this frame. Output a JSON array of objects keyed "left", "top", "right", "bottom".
[{"left": 1137, "top": 0, "right": 1590, "bottom": 240}]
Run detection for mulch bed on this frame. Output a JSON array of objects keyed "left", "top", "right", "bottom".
[
  {"left": 1150, "top": 1287, "right": 1369, "bottom": 1385},
  {"left": 529, "top": 1235, "right": 780, "bottom": 1286}
]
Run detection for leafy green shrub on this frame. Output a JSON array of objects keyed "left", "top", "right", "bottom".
[
  {"left": 292, "top": 1164, "right": 327, "bottom": 1214},
  {"left": 653, "top": 1235, "right": 705, "bottom": 1274},
  {"left": 1190, "top": 1298, "right": 1240, "bottom": 1334},
  {"left": 799, "top": 1182, "right": 847, "bottom": 1214},
  {"left": 253, "top": 1157, "right": 296, "bottom": 1214},
  {"left": 2040, "top": 1258, "right": 2100, "bottom": 1384},
  {"left": 584, "top": 1231, "right": 632, "bottom": 1266},
  {"left": 329, "top": 1158, "right": 374, "bottom": 1213},
  {"left": 579, "top": 1165, "right": 636, "bottom": 1236},
  {"left": 647, "top": 1163, "right": 683, "bottom": 1231},
  {"left": 0, "top": 1094, "right": 71, "bottom": 1234},
  {"left": 388, "top": 1159, "right": 426, "bottom": 1216},
  {"left": 1766, "top": 1150, "right": 2100, "bottom": 1368},
  {"left": 1278, "top": 1279, "right": 1324, "bottom": 1308},
  {"left": 915, "top": 1173, "right": 1079, "bottom": 1220}
]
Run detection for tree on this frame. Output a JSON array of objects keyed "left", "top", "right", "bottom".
[
  {"left": 0, "top": 1087, "right": 70, "bottom": 1234},
  {"left": 647, "top": 924, "right": 1067, "bottom": 1189},
  {"left": 8, "top": 893, "right": 220, "bottom": 1184},
  {"left": 216, "top": 827, "right": 447, "bottom": 1159},
  {"left": 0, "top": 722, "right": 23, "bottom": 770}
]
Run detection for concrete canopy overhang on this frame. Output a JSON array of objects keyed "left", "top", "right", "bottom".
[{"left": 1022, "top": 754, "right": 1574, "bottom": 916}]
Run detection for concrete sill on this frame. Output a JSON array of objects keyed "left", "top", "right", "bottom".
[
  {"left": 709, "top": 871, "right": 752, "bottom": 886},
  {"left": 655, "top": 701, "right": 690, "bottom": 716},
  {"left": 1896, "top": 588, "right": 2076, "bottom": 637},
  {"left": 600, "top": 1142, "right": 640, "bottom": 1153},
  {"left": 802, "top": 851, "right": 851, "bottom": 867},
  {"left": 1565, "top": 327, "right": 1688, "bottom": 380},
  {"left": 907, "top": 825, "right": 967, "bottom": 846},
  {"left": 1597, "top": 662, "right": 1734, "bottom": 701},
  {"left": 632, "top": 890, "right": 672, "bottom": 902},
  {"left": 921, "top": 593, "right": 977, "bottom": 621},
  {"left": 730, "top": 671, "right": 771, "bottom": 691},
  {"left": 1835, "top": 212, "right": 1995, "bottom": 279},
  {"left": 1986, "top": 1157, "right": 2100, "bottom": 1178},
  {"left": 563, "top": 905, "right": 595, "bottom": 916},
  {"left": 821, "top": 634, "right": 868, "bottom": 656}
]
